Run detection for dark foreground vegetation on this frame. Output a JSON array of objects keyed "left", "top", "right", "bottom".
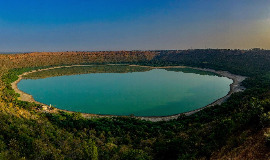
[{"left": 0, "top": 50, "right": 270, "bottom": 159}]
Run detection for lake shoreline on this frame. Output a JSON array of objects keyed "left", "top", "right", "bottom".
[{"left": 11, "top": 64, "right": 247, "bottom": 122}]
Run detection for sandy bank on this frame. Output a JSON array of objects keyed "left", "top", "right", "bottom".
[{"left": 11, "top": 65, "right": 247, "bottom": 122}]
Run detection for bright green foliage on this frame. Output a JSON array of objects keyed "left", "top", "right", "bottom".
[{"left": 83, "top": 139, "right": 98, "bottom": 160}]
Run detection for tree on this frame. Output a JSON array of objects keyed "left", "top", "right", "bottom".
[{"left": 83, "top": 139, "right": 98, "bottom": 160}]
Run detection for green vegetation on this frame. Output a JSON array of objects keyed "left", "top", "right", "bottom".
[
  {"left": 165, "top": 68, "right": 218, "bottom": 76},
  {"left": 0, "top": 50, "right": 270, "bottom": 159},
  {"left": 23, "top": 65, "right": 151, "bottom": 79}
]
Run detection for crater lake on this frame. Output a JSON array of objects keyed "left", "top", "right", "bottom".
[{"left": 17, "top": 66, "right": 233, "bottom": 116}]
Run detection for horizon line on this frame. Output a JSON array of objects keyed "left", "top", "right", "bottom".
[{"left": 0, "top": 48, "right": 268, "bottom": 54}]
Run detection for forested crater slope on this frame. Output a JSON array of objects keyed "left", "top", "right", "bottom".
[{"left": 0, "top": 50, "right": 270, "bottom": 159}]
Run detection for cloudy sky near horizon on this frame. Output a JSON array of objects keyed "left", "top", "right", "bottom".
[{"left": 0, "top": 0, "right": 270, "bottom": 52}]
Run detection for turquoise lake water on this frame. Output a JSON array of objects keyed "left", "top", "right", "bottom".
[{"left": 18, "top": 68, "right": 233, "bottom": 116}]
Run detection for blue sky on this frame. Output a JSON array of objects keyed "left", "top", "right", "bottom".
[{"left": 0, "top": 0, "right": 270, "bottom": 51}]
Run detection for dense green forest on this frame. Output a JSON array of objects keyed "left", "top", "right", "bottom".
[{"left": 0, "top": 50, "right": 270, "bottom": 159}]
